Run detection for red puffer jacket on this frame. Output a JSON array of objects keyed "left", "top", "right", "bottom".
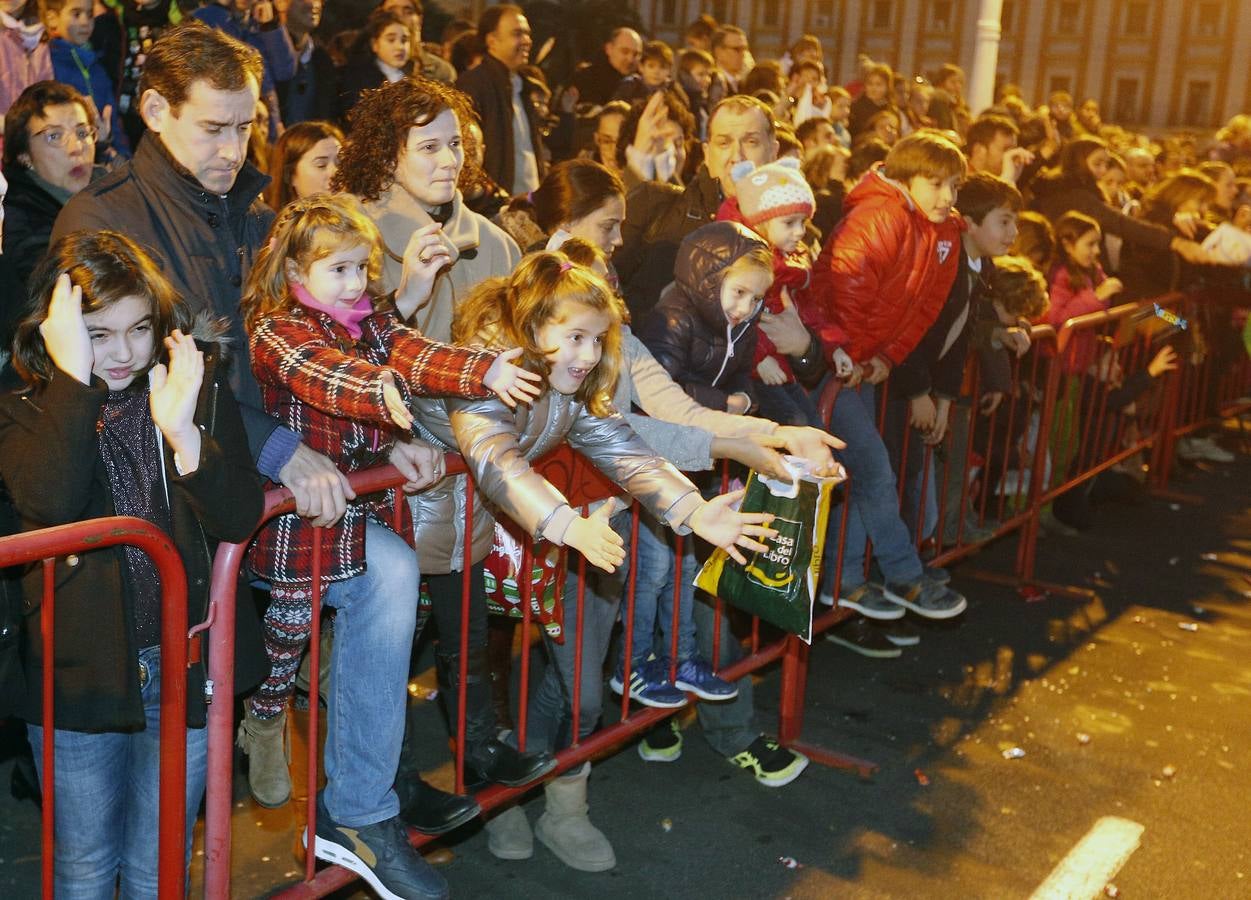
[{"left": 805, "top": 168, "right": 963, "bottom": 366}]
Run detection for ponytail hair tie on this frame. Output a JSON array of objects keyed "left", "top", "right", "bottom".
[
  {"left": 559, "top": 260, "right": 574, "bottom": 272},
  {"left": 527, "top": 191, "right": 535, "bottom": 203}
]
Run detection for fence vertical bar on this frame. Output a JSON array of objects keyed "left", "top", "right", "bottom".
[{"left": 40, "top": 558, "right": 54, "bottom": 900}]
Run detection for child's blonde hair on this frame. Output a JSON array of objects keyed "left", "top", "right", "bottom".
[
  {"left": 723, "top": 248, "right": 775, "bottom": 282},
  {"left": 242, "top": 193, "right": 384, "bottom": 332},
  {"left": 452, "top": 251, "right": 627, "bottom": 416}
]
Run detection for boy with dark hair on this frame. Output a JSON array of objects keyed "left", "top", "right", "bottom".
[
  {"left": 805, "top": 131, "right": 969, "bottom": 632},
  {"left": 886, "top": 171, "right": 1024, "bottom": 549},
  {"left": 676, "top": 46, "right": 714, "bottom": 137}
]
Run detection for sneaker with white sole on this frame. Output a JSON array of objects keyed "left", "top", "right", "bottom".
[
  {"left": 837, "top": 583, "right": 906, "bottom": 620},
  {"left": 305, "top": 792, "right": 448, "bottom": 900},
  {"left": 673, "top": 656, "right": 738, "bottom": 700},
  {"left": 882, "top": 619, "right": 922, "bottom": 647},
  {"left": 883, "top": 579, "right": 967, "bottom": 619},
  {"left": 1180, "top": 435, "right": 1235, "bottom": 463},
  {"left": 825, "top": 617, "right": 901, "bottom": 658},
  {"left": 608, "top": 657, "right": 688, "bottom": 709},
  {"left": 729, "top": 736, "right": 809, "bottom": 787},
  {"left": 638, "top": 719, "right": 683, "bottom": 762}
]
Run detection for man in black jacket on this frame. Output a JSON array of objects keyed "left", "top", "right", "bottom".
[
  {"left": 52, "top": 22, "right": 350, "bottom": 524},
  {"left": 569, "top": 27, "right": 642, "bottom": 108},
  {"left": 455, "top": 3, "right": 545, "bottom": 195},
  {"left": 276, "top": 0, "right": 339, "bottom": 125}
]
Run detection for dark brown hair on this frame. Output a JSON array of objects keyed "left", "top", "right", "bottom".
[
  {"left": 332, "top": 76, "right": 474, "bottom": 203},
  {"left": 138, "top": 21, "right": 263, "bottom": 113},
  {"left": 1053, "top": 211, "right": 1102, "bottom": 289},
  {"left": 2, "top": 80, "right": 96, "bottom": 169},
  {"left": 264, "top": 120, "right": 345, "bottom": 212},
  {"left": 15, "top": 232, "right": 191, "bottom": 387},
  {"left": 958, "top": 171, "right": 1024, "bottom": 224},
  {"left": 529, "top": 159, "right": 625, "bottom": 233}
]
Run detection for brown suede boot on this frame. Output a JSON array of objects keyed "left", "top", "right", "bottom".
[{"left": 237, "top": 707, "right": 291, "bottom": 808}]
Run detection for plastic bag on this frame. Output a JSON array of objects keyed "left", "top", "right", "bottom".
[
  {"left": 694, "top": 458, "right": 839, "bottom": 644},
  {"left": 483, "top": 519, "right": 567, "bottom": 643}
]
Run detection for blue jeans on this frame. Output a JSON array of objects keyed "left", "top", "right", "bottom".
[
  {"left": 322, "top": 519, "right": 420, "bottom": 827},
  {"left": 620, "top": 511, "right": 698, "bottom": 670},
  {"left": 26, "top": 645, "right": 209, "bottom": 900},
  {"left": 820, "top": 381, "right": 924, "bottom": 593},
  {"left": 883, "top": 396, "right": 939, "bottom": 542}
]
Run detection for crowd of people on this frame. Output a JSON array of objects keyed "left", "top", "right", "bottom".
[{"left": 1, "top": 2, "right": 1250, "bottom": 899}]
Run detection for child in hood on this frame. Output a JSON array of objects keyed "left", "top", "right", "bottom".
[{"left": 637, "top": 220, "right": 773, "bottom": 414}]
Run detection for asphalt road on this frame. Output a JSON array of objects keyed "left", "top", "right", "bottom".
[{"left": 2, "top": 442, "right": 1249, "bottom": 900}]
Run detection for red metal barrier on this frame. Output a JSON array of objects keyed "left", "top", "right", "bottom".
[
  {"left": 200, "top": 290, "right": 1251, "bottom": 897},
  {"left": 0, "top": 517, "right": 191, "bottom": 900}
]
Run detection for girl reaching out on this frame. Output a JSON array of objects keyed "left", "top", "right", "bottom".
[{"left": 238, "top": 193, "right": 541, "bottom": 899}]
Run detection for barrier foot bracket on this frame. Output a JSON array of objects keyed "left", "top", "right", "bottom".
[{"left": 785, "top": 739, "right": 879, "bottom": 780}]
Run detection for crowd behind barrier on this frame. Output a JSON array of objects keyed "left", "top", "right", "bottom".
[{"left": 0, "top": 291, "right": 1231, "bottom": 898}]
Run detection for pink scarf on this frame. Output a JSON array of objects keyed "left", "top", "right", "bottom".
[{"left": 290, "top": 281, "right": 374, "bottom": 339}]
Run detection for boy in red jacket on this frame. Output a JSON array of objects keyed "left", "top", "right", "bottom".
[{"left": 807, "top": 131, "right": 968, "bottom": 634}]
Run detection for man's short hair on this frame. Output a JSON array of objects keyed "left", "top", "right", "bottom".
[
  {"left": 711, "top": 24, "right": 746, "bottom": 51},
  {"left": 708, "top": 94, "right": 776, "bottom": 139},
  {"left": 790, "top": 60, "right": 823, "bottom": 82},
  {"left": 965, "top": 114, "right": 1020, "bottom": 151},
  {"left": 864, "top": 62, "right": 894, "bottom": 84},
  {"left": 795, "top": 116, "right": 832, "bottom": 145},
  {"left": 138, "top": 21, "right": 263, "bottom": 112},
  {"left": 958, "top": 171, "right": 1023, "bottom": 224},
  {"left": 477, "top": 3, "right": 522, "bottom": 40},
  {"left": 882, "top": 130, "right": 967, "bottom": 183},
  {"left": 678, "top": 48, "right": 713, "bottom": 72}
]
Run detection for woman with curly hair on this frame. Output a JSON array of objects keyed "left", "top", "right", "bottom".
[{"left": 332, "top": 75, "right": 521, "bottom": 345}]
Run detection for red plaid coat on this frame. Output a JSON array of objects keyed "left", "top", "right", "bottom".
[{"left": 248, "top": 304, "right": 497, "bottom": 586}]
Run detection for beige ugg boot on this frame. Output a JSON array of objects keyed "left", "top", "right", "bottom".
[
  {"left": 486, "top": 804, "right": 533, "bottom": 860},
  {"left": 534, "top": 762, "right": 615, "bottom": 871},
  {"left": 236, "top": 707, "right": 291, "bottom": 808}
]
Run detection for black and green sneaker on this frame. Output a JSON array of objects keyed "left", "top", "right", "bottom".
[{"left": 729, "top": 736, "right": 809, "bottom": 788}]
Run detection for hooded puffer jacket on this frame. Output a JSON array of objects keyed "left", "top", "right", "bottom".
[
  {"left": 636, "top": 221, "right": 771, "bottom": 411},
  {"left": 807, "top": 167, "right": 963, "bottom": 366}
]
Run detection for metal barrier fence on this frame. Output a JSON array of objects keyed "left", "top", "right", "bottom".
[
  {"left": 11, "top": 292, "right": 1238, "bottom": 896},
  {"left": 0, "top": 517, "right": 191, "bottom": 900}
]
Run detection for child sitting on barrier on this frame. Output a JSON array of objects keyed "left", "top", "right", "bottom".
[
  {"left": 0, "top": 231, "right": 264, "bottom": 898},
  {"left": 805, "top": 131, "right": 969, "bottom": 626},
  {"left": 240, "top": 193, "right": 544, "bottom": 900},
  {"left": 716, "top": 157, "right": 825, "bottom": 428},
  {"left": 425, "top": 249, "right": 777, "bottom": 870}
]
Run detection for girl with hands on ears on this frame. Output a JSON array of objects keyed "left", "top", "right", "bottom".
[{"left": 1, "top": 233, "right": 265, "bottom": 899}]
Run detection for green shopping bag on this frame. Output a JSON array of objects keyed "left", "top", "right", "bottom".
[{"left": 694, "top": 459, "right": 840, "bottom": 644}]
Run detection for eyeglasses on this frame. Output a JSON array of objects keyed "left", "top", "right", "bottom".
[{"left": 32, "top": 125, "right": 97, "bottom": 149}]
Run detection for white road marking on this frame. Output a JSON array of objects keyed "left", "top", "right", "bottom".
[{"left": 1029, "top": 816, "right": 1145, "bottom": 900}]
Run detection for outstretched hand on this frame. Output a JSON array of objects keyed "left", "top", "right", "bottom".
[
  {"left": 689, "top": 488, "right": 778, "bottom": 566},
  {"left": 564, "top": 502, "right": 626, "bottom": 573},
  {"left": 378, "top": 370, "right": 414, "bottom": 430},
  {"left": 485, "top": 347, "right": 544, "bottom": 407}
]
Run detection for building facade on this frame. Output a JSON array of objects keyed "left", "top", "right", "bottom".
[{"left": 610, "top": 0, "right": 1251, "bottom": 130}]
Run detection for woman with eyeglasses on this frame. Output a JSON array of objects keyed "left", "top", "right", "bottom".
[{"left": 1, "top": 80, "right": 102, "bottom": 342}]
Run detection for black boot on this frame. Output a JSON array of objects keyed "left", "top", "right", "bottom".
[
  {"left": 437, "top": 649, "right": 558, "bottom": 788},
  {"left": 396, "top": 774, "right": 481, "bottom": 835}
]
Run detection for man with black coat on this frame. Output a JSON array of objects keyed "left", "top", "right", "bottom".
[
  {"left": 455, "top": 4, "right": 546, "bottom": 195},
  {"left": 52, "top": 22, "right": 351, "bottom": 522},
  {"left": 568, "top": 27, "right": 642, "bottom": 108}
]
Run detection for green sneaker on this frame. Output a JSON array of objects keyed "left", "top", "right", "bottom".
[
  {"left": 638, "top": 719, "right": 683, "bottom": 763},
  {"left": 729, "top": 736, "right": 809, "bottom": 787}
]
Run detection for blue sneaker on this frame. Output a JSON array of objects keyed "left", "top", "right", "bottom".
[
  {"left": 609, "top": 657, "right": 688, "bottom": 709},
  {"left": 673, "top": 656, "right": 738, "bottom": 701}
]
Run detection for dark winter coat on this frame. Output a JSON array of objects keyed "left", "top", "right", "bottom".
[
  {"left": 1029, "top": 173, "right": 1175, "bottom": 255},
  {"left": 636, "top": 221, "right": 770, "bottom": 411},
  {"left": 807, "top": 167, "right": 963, "bottom": 367},
  {"left": 0, "top": 339, "right": 265, "bottom": 731},
  {"left": 456, "top": 54, "right": 548, "bottom": 194},
  {"left": 51, "top": 135, "right": 281, "bottom": 462},
  {"left": 0, "top": 165, "right": 76, "bottom": 345}
]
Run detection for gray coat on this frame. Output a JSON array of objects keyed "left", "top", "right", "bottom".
[{"left": 407, "top": 389, "right": 703, "bottom": 575}]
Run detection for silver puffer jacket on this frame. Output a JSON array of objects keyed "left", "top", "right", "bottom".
[{"left": 407, "top": 390, "right": 704, "bottom": 574}]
